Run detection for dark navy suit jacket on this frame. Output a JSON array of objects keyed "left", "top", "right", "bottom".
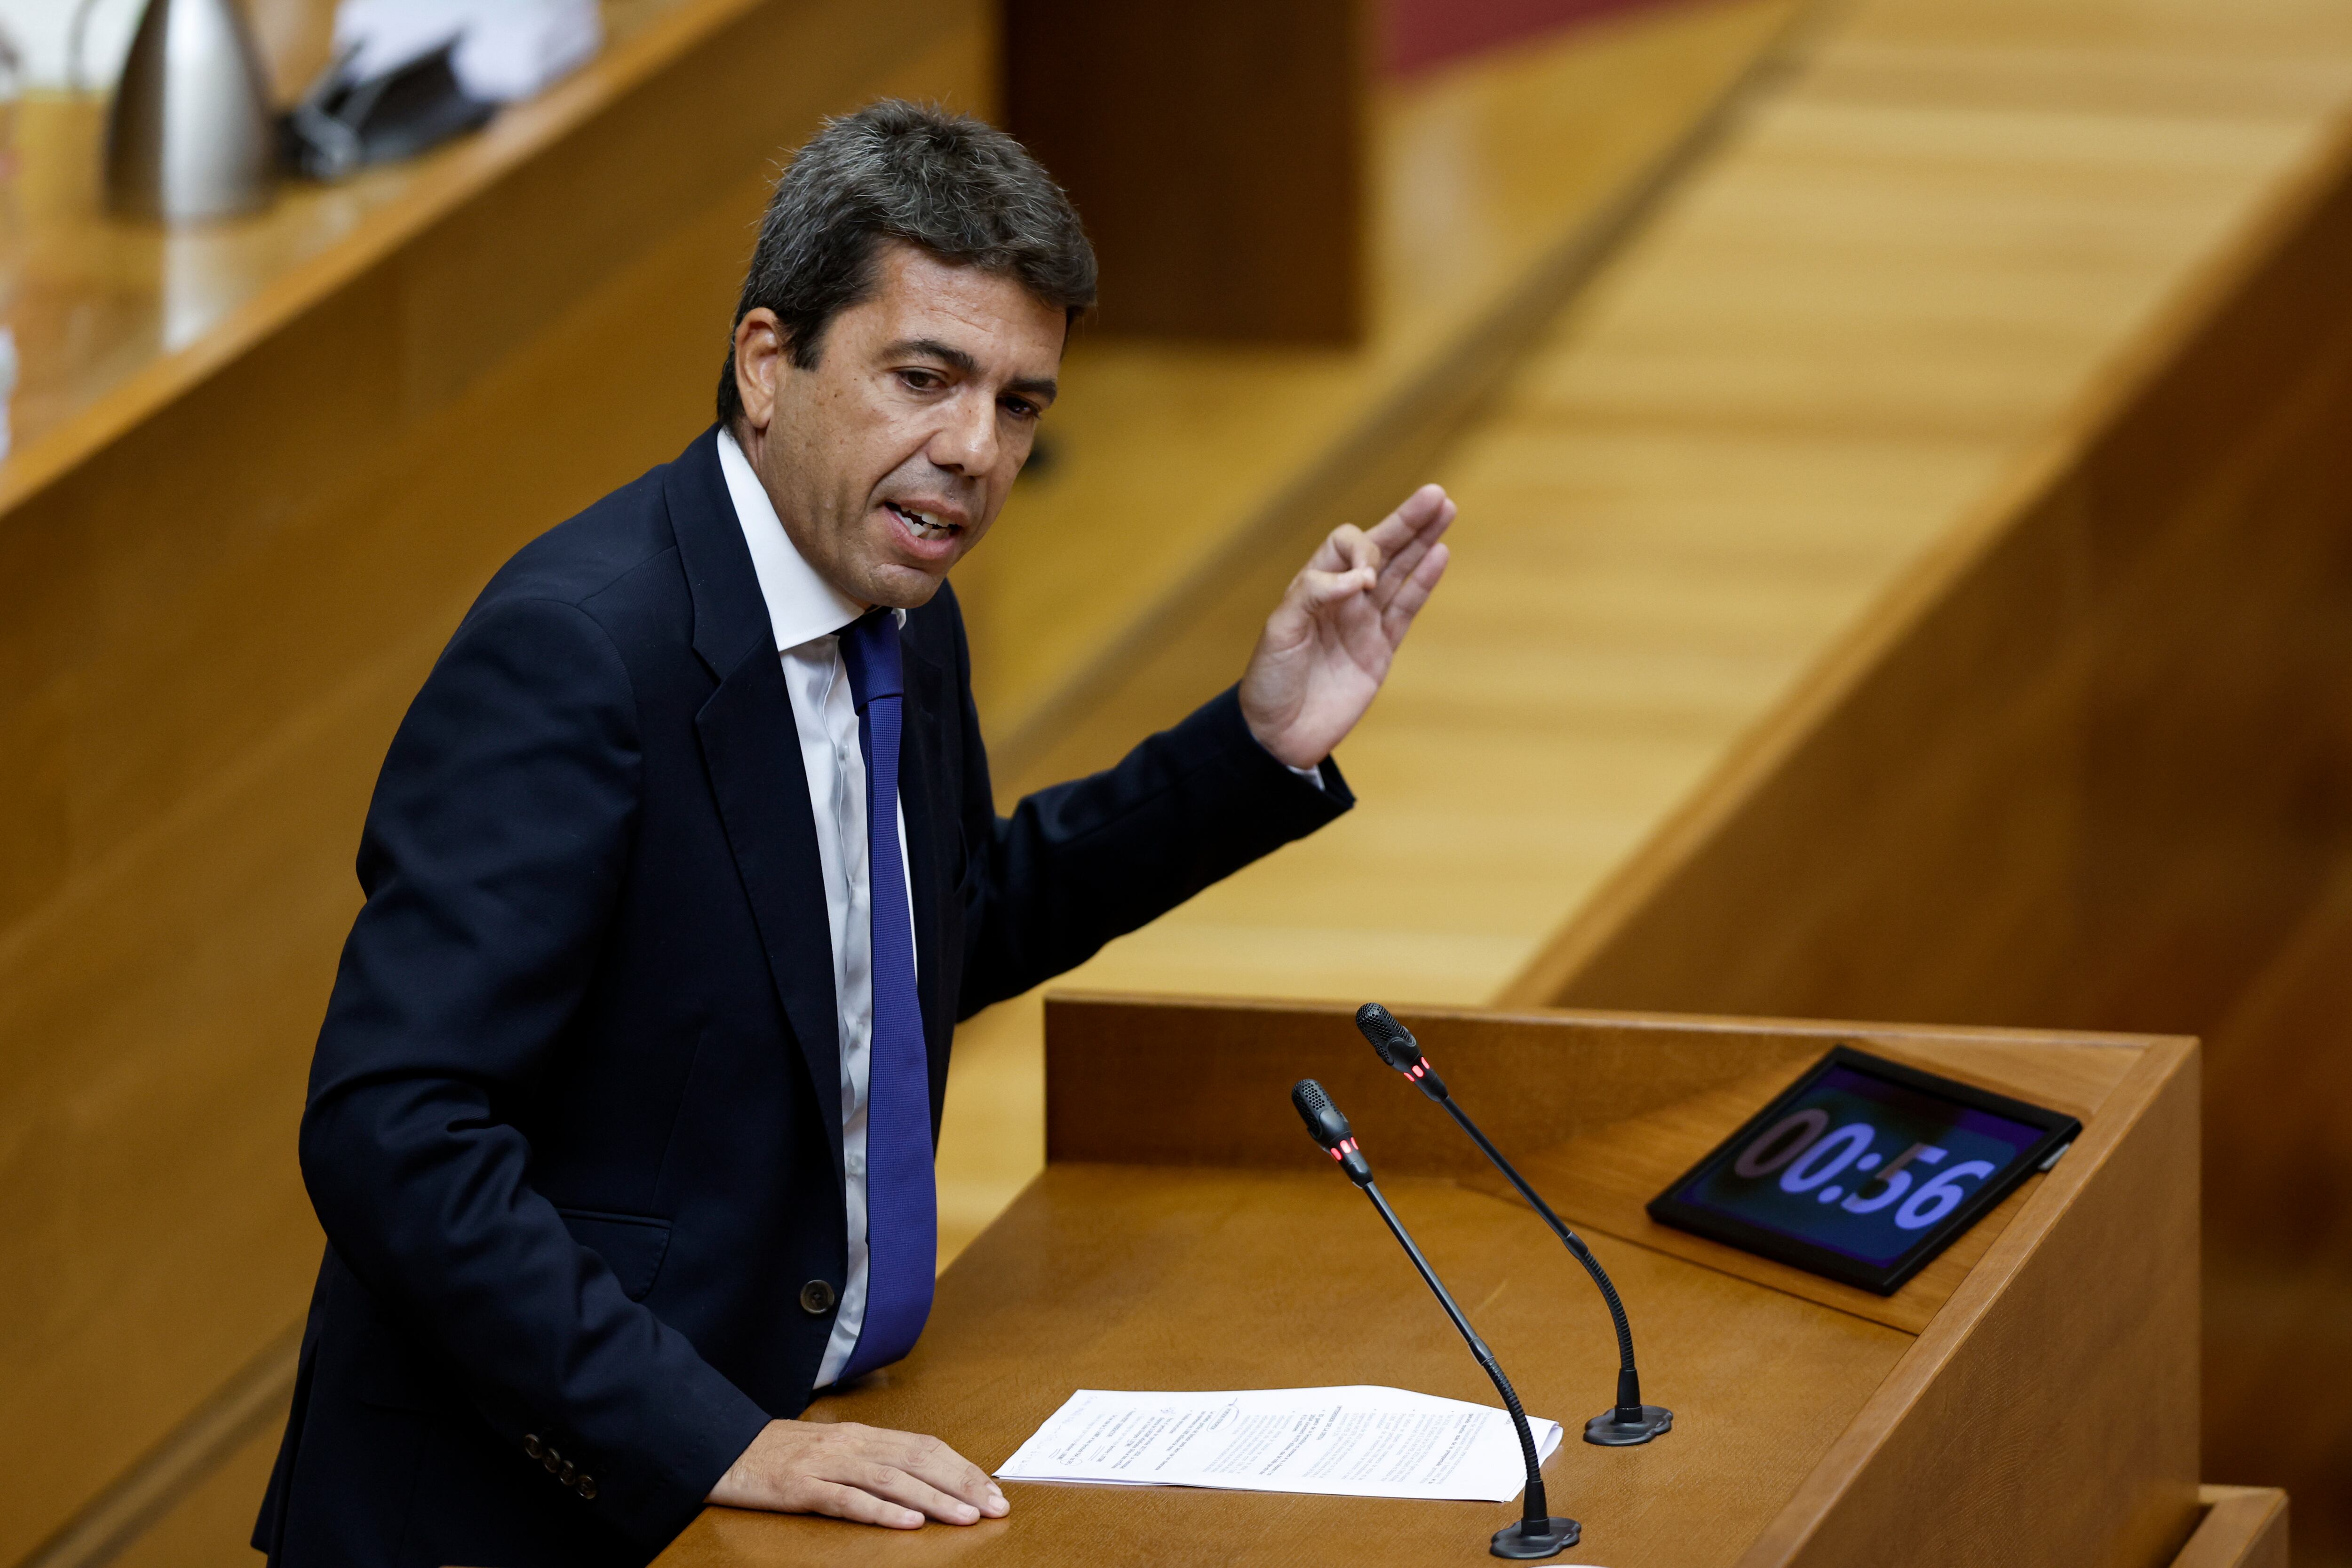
[{"left": 253, "top": 429, "right": 1350, "bottom": 1565}]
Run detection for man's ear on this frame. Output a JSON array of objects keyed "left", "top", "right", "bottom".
[{"left": 733, "top": 309, "right": 790, "bottom": 432}]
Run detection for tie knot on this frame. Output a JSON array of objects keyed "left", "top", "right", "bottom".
[{"left": 839, "top": 608, "right": 904, "bottom": 711}]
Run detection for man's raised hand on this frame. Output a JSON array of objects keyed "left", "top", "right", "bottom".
[
  {"left": 709, "top": 1418, "right": 1008, "bottom": 1528},
  {"left": 1240, "top": 483, "right": 1454, "bottom": 770}
]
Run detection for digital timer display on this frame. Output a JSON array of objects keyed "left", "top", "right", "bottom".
[{"left": 1646, "top": 1048, "right": 2081, "bottom": 1294}]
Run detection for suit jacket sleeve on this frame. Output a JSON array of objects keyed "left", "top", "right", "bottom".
[
  {"left": 298, "top": 595, "right": 770, "bottom": 1550},
  {"left": 951, "top": 618, "right": 1355, "bottom": 1019}
]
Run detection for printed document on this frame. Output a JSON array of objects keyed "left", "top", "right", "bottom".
[{"left": 994, "top": 1386, "right": 1563, "bottom": 1503}]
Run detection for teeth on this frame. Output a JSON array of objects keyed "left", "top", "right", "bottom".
[{"left": 890, "top": 502, "right": 954, "bottom": 540}]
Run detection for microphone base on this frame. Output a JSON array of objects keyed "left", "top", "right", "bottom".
[
  {"left": 1584, "top": 1404, "right": 1674, "bottom": 1446},
  {"left": 1490, "top": 1516, "right": 1581, "bottom": 1559}
]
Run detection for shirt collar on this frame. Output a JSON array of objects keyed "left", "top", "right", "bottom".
[{"left": 716, "top": 426, "right": 903, "bottom": 652}]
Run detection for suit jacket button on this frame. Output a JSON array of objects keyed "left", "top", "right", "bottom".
[
  {"left": 523, "top": 1433, "right": 543, "bottom": 1459},
  {"left": 576, "top": 1473, "right": 598, "bottom": 1500},
  {"left": 800, "top": 1279, "right": 837, "bottom": 1315},
  {"left": 560, "top": 1460, "right": 577, "bottom": 1484},
  {"left": 542, "top": 1446, "right": 563, "bottom": 1474}
]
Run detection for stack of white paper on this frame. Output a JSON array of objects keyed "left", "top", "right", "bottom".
[{"left": 995, "top": 1386, "right": 1564, "bottom": 1504}]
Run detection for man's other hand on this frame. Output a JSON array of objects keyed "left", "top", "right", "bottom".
[
  {"left": 1240, "top": 483, "right": 1454, "bottom": 770},
  {"left": 708, "top": 1418, "right": 1009, "bottom": 1528}
]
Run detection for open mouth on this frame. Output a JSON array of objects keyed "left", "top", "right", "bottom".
[{"left": 884, "top": 500, "right": 960, "bottom": 544}]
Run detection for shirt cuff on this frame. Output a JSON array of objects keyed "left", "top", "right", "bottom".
[{"left": 1254, "top": 729, "right": 1327, "bottom": 790}]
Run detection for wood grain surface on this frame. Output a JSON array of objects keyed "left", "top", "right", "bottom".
[
  {"left": 1506, "top": 100, "right": 2352, "bottom": 1040},
  {"left": 4, "top": 0, "right": 2330, "bottom": 1556},
  {"left": 2196, "top": 863, "right": 2352, "bottom": 1566},
  {"left": 0, "top": 5, "right": 1800, "bottom": 1560},
  {"left": 2177, "top": 1487, "right": 2291, "bottom": 1568},
  {"left": 1753, "top": 1034, "right": 2201, "bottom": 1568},
  {"left": 1045, "top": 993, "right": 2147, "bottom": 1334},
  {"left": 662, "top": 1164, "right": 1916, "bottom": 1568},
  {"left": 0, "top": 0, "right": 731, "bottom": 514},
  {"left": 0, "top": 5, "right": 991, "bottom": 1561},
  {"left": 931, "top": 0, "right": 2352, "bottom": 1078},
  {"left": 1043, "top": 992, "right": 2138, "bottom": 1171},
  {"left": 1491, "top": 50, "right": 2352, "bottom": 1554},
  {"left": 1003, "top": 0, "right": 1367, "bottom": 342},
  {"left": 966, "top": 0, "right": 1807, "bottom": 770},
  {"left": 661, "top": 999, "right": 2196, "bottom": 1566}
]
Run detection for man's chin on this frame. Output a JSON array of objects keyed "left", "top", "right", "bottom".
[{"left": 860, "top": 560, "right": 952, "bottom": 610}]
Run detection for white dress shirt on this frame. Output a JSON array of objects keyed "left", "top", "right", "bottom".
[
  {"left": 715, "top": 429, "right": 1323, "bottom": 1391},
  {"left": 716, "top": 428, "right": 914, "bottom": 1389}
]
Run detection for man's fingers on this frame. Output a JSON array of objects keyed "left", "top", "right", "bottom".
[
  {"left": 1364, "top": 483, "right": 1452, "bottom": 553},
  {"left": 890, "top": 1433, "right": 1004, "bottom": 1514},
  {"left": 1311, "top": 522, "right": 1381, "bottom": 577},
  {"left": 795, "top": 1477, "right": 925, "bottom": 1530},
  {"left": 1299, "top": 566, "right": 1378, "bottom": 609},
  {"left": 1366, "top": 491, "right": 1454, "bottom": 610},
  {"left": 1373, "top": 499, "right": 1454, "bottom": 605},
  {"left": 719, "top": 1420, "right": 1008, "bottom": 1528},
  {"left": 843, "top": 1458, "right": 984, "bottom": 1524},
  {"left": 799, "top": 1451, "right": 982, "bottom": 1526},
  {"left": 1382, "top": 541, "right": 1450, "bottom": 638}
]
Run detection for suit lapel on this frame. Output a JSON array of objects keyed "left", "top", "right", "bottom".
[{"left": 665, "top": 430, "right": 844, "bottom": 1172}]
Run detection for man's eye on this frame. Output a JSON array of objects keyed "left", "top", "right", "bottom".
[
  {"left": 901, "top": 369, "right": 944, "bottom": 391},
  {"left": 1002, "top": 397, "right": 1039, "bottom": 420}
]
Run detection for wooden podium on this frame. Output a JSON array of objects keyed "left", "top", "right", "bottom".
[{"left": 656, "top": 994, "right": 2209, "bottom": 1567}]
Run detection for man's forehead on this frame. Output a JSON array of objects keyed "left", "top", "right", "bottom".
[{"left": 865, "top": 245, "right": 1064, "bottom": 372}]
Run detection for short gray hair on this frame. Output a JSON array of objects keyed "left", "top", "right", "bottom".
[{"left": 716, "top": 100, "right": 1096, "bottom": 424}]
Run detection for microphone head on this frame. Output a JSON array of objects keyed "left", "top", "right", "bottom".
[
  {"left": 1292, "top": 1078, "right": 1353, "bottom": 1150},
  {"left": 1356, "top": 1003, "right": 1424, "bottom": 1072}
]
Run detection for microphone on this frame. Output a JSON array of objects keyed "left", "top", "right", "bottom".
[
  {"left": 1292, "top": 1079, "right": 1580, "bottom": 1560},
  {"left": 1357, "top": 1003, "right": 1673, "bottom": 1446}
]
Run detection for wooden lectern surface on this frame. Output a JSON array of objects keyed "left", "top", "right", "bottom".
[
  {"left": 666, "top": 1164, "right": 1909, "bottom": 1568},
  {"left": 659, "top": 998, "right": 2199, "bottom": 1568}
]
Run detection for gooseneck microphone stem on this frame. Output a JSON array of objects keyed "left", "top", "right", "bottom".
[
  {"left": 1291, "top": 1078, "right": 1578, "bottom": 1560},
  {"left": 1355, "top": 1002, "right": 1673, "bottom": 1446},
  {"left": 1361, "top": 1179, "right": 1553, "bottom": 1529},
  {"left": 1435, "top": 1095, "right": 1646, "bottom": 1421}
]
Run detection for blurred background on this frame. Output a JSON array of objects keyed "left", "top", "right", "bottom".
[{"left": 0, "top": 0, "right": 2349, "bottom": 1562}]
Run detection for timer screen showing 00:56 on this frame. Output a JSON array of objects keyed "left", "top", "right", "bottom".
[{"left": 1662, "top": 1063, "right": 2052, "bottom": 1271}]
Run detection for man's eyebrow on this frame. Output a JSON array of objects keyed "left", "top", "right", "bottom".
[
  {"left": 884, "top": 338, "right": 978, "bottom": 376},
  {"left": 883, "top": 337, "right": 1059, "bottom": 405}
]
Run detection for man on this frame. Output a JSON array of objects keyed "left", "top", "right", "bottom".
[{"left": 255, "top": 101, "right": 1451, "bottom": 1565}]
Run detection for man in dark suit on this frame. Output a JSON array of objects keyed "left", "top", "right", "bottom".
[{"left": 255, "top": 101, "right": 1451, "bottom": 1566}]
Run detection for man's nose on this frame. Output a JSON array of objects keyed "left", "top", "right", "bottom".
[{"left": 930, "top": 391, "right": 1000, "bottom": 475}]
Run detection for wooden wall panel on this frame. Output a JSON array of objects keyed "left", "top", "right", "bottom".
[
  {"left": 1002, "top": 0, "right": 1367, "bottom": 342},
  {"left": 1502, "top": 106, "right": 2352, "bottom": 1559},
  {"left": 1505, "top": 106, "right": 2352, "bottom": 1021},
  {"left": 0, "top": 3, "right": 990, "bottom": 1559}
]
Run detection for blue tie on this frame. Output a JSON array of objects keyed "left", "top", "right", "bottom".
[{"left": 837, "top": 610, "right": 935, "bottom": 1378}]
